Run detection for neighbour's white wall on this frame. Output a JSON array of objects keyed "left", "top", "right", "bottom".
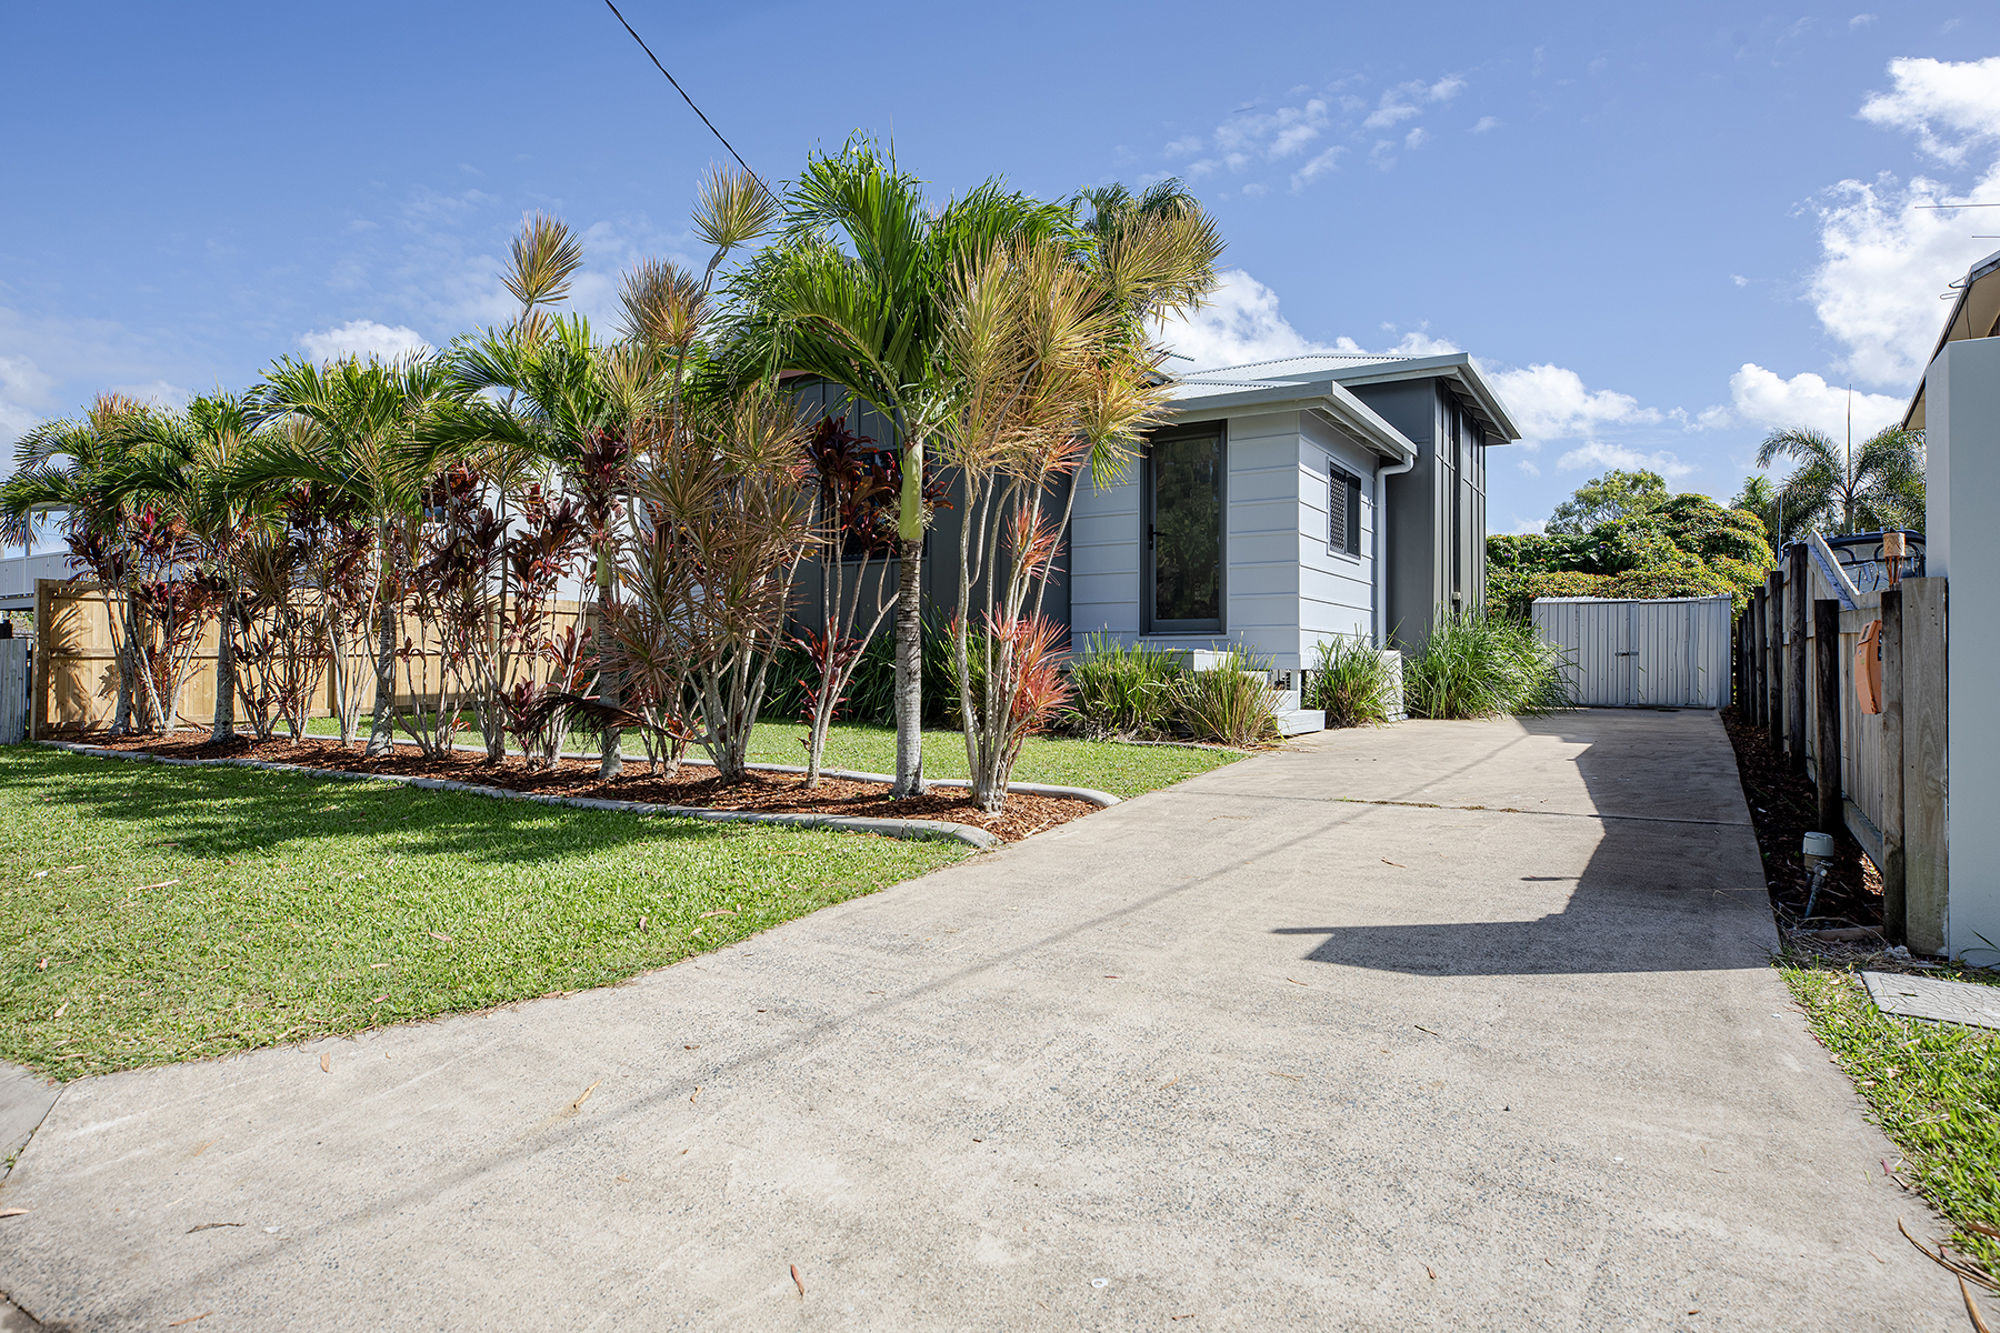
[
  {"left": 1927, "top": 337, "right": 2000, "bottom": 963},
  {"left": 1298, "top": 413, "right": 1377, "bottom": 664}
]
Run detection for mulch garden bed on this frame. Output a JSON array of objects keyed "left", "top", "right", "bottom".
[
  {"left": 70, "top": 734, "right": 1095, "bottom": 843},
  {"left": 1721, "top": 705, "right": 1885, "bottom": 933}
]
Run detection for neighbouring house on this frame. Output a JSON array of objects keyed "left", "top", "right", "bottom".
[{"left": 788, "top": 349, "right": 1520, "bottom": 691}]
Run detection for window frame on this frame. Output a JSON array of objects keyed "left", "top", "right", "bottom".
[{"left": 1326, "top": 457, "right": 1363, "bottom": 560}]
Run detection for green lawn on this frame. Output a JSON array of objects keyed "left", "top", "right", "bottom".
[
  {"left": 0, "top": 746, "right": 965, "bottom": 1081},
  {"left": 1785, "top": 964, "right": 2000, "bottom": 1278},
  {"left": 296, "top": 717, "right": 1241, "bottom": 799}
]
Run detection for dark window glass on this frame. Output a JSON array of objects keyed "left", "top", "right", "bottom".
[{"left": 1148, "top": 431, "right": 1223, "bottom": 629}]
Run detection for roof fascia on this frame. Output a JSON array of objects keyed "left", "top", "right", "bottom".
[
  {"left": 1322, "top": 353, "right": 1523, "bottom": 443},
  {"left": 1161, "top": 380, "right": 1417, "bottom": 464}
]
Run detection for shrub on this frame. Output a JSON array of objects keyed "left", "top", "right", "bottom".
[
  {"left": 1488, "top": 567, "right": 1614, "bottom": 620},
  {"left": 1404, "top": 613, "right": 1573, "bottom": 720},
  {"left": 764, "top": 620, "right": 957, "bottom": 730},
  {"left": 1307, "top": 636, "right": 1394, "bottom": 728},
  {"left": 1171, "top": 648, "right": 1282, "bottom": 746},
  {"left": 1062, "top": 635, "right": 1186, "bottom": 739}
]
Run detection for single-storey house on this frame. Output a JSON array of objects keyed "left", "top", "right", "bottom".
[
  {"left": 788, "top": 348, "right": 1520, "bottom": 715},
  {"left": 1068, "top": 352, "right": 1519, "bottom": 668}
]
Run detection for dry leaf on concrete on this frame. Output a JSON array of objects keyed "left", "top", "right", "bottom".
[{"left": 319, "top": 1053, "right": 331, "bottom": 1074}]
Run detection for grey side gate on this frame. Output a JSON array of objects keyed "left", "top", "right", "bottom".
[{"left": 1531, "top": 595, "right": 1733, "bottom": 708}]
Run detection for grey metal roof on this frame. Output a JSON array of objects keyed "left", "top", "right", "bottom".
[{"left": 1170, "top": 351, "right": 1522, "bottom": 443}]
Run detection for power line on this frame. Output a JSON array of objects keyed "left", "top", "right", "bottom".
[{"left": 600, "top": 0, "right": 772, "bottom": 198}]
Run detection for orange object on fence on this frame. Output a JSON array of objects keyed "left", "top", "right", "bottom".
[{"left": 1855, "top": 618, "right": 1884, "bottom": 715}]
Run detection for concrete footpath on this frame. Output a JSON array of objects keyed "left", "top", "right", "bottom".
[{"left": 0, "top": 711, "right": 1963, "bottom": 1329}]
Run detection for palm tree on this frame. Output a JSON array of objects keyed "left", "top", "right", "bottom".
[
  {"left": 115, "top": 393, "right": 273, "bottom": 743},
  {"left": 448, "top": 174, "right": 771, "bottom": 774},
  {"left": 1754, "top": 422, "right": 1925, "bottom": 545},
  {"left": 730, "top": 140, "right": 1073, "bottom": 796},
  {"left": 248, "top": 354, "right": 459, "bottom": 755},
  {"left": 1, "top": 395, "right": 147, "bottom": 731},
  {"left": 1730, "top": 474, "right": 1780, "bottom": 552},
  {"left": 936, "top": 197, "right": 1219, "bottom": 812}
]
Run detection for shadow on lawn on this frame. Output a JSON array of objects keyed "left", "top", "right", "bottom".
[{"left": 11, "top": 746, "right": 751, "bottom": 865}]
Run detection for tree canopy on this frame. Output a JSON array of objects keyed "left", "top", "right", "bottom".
[
  {"left": 1490, "top": 491, "right": 1773, "bottom": 617},
  {"left": 1545, "top": 468, "right": 1669, "bottom": 534}
]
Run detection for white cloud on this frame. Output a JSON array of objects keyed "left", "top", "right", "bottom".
[
  {"left": 1726, "top": 364, "right": 1907, "bottom": 439},
  {"left": 1555, "top": 440, "right": 1696, "bottom": 479},
  {"left": 1858, "top": 55, "right": 2000, "bottom": 166},
  {"left": 1166, "top": 74, "right": 1466, "bottom": 192},
  {"left": 1805, "top": 58, "right": 2000, "bottom": 387},
  {"left": 1473, "top": 116, "right": 1501, "bottom": 134},
  {"left": 1479, "top": 363, "right": 1662, "bottom": 444},
  {"left": 1730, "top": 273, "right": 1750, "bottom": 288},
  {"left": 108, "top": 380, "right": 192, "bottom": 410},
  {"left": 1156, "top": 269, "right": 1322, "bottom": 368},
  {"left": 298, "top": 320, "right": 431, "bottom": 364},
  {"left": 1509, "top": 516, "right": 1548, "bottom": 533},
  {"left": 1289, "top": 146, "right": 1345, "bottom": 191},
  {"left": 1849, "top": 13, "right": 1876, "bottom": 28},
  {"left": 1363, "top": 75, "right": 1465, "bottom": 130}
]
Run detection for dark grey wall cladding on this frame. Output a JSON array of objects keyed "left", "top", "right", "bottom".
[{"left": 783, "top": 378, "right": 1072, "bottom": 638}]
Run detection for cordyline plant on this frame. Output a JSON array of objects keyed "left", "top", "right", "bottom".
[
  {"left": 936, "top": 194, "right": 1220, "bottom": 813},
  {"left": 115, "top": 392, "right": 273, "bottom": 742},
  {"left": 248, "top": 353, "right": 460, "bottom": 756},
  {"left": 793, "top": 414, "right": 901, "bottom": 787},
  {"left": 232, "top": 483, "right": 368, "bottom": 741},
  {"left": 614, "top": 382, "right": 814, "bottom": 782}
]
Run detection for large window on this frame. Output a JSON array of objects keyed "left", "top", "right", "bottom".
[
  {"left": 1145, "top": 426, "right": 1225, "bottom": 632},
  {"left": 1328, "top": 462, "right": 1362, "bottom": 558}
]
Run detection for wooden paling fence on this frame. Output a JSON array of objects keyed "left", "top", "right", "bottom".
[
  {"left": 1732, "top": 538, "right": 1947, "bottom": 951},
  {"left": 29, "top": 578, "right": 590, "bottom": 740}
]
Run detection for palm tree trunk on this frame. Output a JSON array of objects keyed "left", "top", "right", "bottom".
[
  {"left": 110, "top": 593, "right": 136, "bottom": 736},
  {"left": 890, "top": 535, "right": 925, "bottom": 797},
  {"left": 210, "top": 590, "right": 237, "bottom": 743},
  {"left": 365, "top": 592, "right": 397, "bottom": 757},
  {"left": 596, "top": 559, "right": 621, "bottom": 779}
]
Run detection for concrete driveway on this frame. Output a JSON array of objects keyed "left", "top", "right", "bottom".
[{"left": 0, "top": 710, "right": 1963, "bottom": 1329}]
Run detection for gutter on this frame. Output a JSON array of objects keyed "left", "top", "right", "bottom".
[{"left": 1373, "top": 453, "right": 1416, "bottom": 646}]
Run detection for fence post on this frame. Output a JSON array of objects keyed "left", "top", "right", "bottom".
[
  {"left": 1878, "top": 587, "right": 1906, "bottom": 943},
  {"left": 1788, "top": 547, "right": 1809, "bottom": 773},
  {"left": 29, "top": 578, "right": 51, "bottom": 742},
  {"left": 1752, "top": 588, "right": 1767, "bottom": 726},
  {"left": 1765, "top": 571, "right": 1784, "bottom": 752},
  {"left": 1814, "top": 598, "right": 1841, "bottom": 835},
  {"left": 1902, "top": 578, "right": 1948, "bottom": 955}
]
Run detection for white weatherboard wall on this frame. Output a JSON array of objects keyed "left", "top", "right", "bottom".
[
  {"left": 1069, "top": 409, "right": 1377, "bottom": 670},
  {"left": 1297, "top": 413, "right": 1376, "bottom": 662},
  {"left": 1532, "top": 596, "right": 1733, "bottom": 708},
  {"left": 1926, "top": 336, "right": 2000, "bottom": 963}
]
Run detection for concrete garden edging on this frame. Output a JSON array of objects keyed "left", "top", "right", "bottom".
[
  {"left": 35, "top": 742, "right": 1001, "bottom": 849},
  {"left": 434, "top": 741, "right": 1121, "bottom": 809}
]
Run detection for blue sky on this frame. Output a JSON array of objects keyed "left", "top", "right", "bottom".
[{"left": 5, "top": 1, "right": 1998, "bottom": 537}]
